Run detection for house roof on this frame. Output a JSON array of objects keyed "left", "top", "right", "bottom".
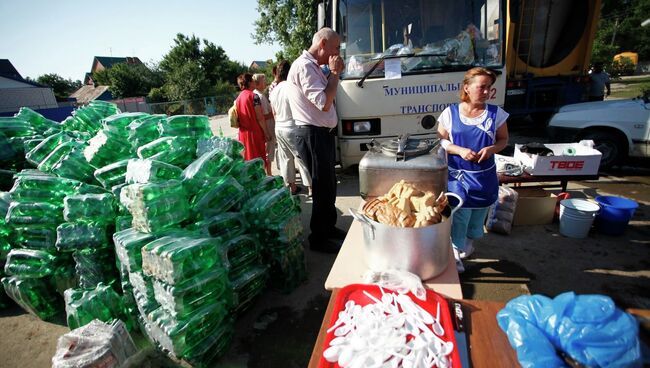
[
  {"left": 92, "top": 56, "right": 142, "bottom": 73},
  {"left": 0, "top": 59, "right": 21, "bottom": 79},
  {"left": 0, "top": 59, "right": 47, "bottom": 87},
  {"left": 250, "top": 60, "right": 269, "bottom": 69},
  {"left": 70, "top": 84, "right": 111, "bottom": 104}
]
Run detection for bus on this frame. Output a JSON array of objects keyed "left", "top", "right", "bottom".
[{"left": 318, "top": 0, "right": 600, "bottom": 168}]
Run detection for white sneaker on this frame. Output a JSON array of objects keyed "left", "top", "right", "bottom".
[
  {"left": 460, "top": 243, "right": 475, "bottom": 260},
  {"left": 453, "top": 247, "right": 465, "bottom": 273}
]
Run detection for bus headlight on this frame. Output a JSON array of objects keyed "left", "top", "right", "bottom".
[
  {"left": 341, "top": 118, "right": 381, "bottom": 136},
  {"left": 353, "top": 121, "right": 371, "bottom": 133},
  {"left": 421, "top": 115, "right": 436, "bottom": 130}
]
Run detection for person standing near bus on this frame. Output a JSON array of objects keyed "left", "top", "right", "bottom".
[
  {"left": 287, "top": 27, "right": 346, "bottom": 253},
  {"left": 270, "top": 60, "right": 313, "bottom": 196},
  {"left": 588, "top": 62, "right": 611, "bottom": 101},
  {"left": 253, "top": 73, "right": 275, "bottom": 175},
  {"left": 437, "top": 67, "right": 509, "bottom": 273}
]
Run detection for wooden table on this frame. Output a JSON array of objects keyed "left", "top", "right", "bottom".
[
  {"left": 498, "top": 172, "right": 599, "bottom": 192},
  {"left": 325, "top": 221, "right": 463, "bottom": 300},
  {"left": 308, "top": 289, "right": 520, "bottom": 368}
]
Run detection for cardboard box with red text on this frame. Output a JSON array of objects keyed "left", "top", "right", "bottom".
[
  {"left": 512, "top": 187, "right": 557, "bottom": 226},
  {"left": 514, "top": 141, "right": 601, "bottom": 176}
]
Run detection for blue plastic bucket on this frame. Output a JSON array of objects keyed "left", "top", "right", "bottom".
[
  {"left": 594, "top": 196, "right": 638, "bottom": 235},
  {"left": 559, "top": 199, "right": 600, "bottom": 238}
]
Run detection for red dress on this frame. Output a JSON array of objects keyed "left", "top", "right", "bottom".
[{"left": 236, "top": 89, "right": 268, "bottom": 165}]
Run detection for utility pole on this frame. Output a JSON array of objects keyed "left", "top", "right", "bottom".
[{"left": 610, "top": 17, "right": 619, "bottom": 46}]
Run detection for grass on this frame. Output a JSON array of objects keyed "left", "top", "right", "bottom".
[{"left": 610, "top": 75, "right": 650, "bottom": 99}]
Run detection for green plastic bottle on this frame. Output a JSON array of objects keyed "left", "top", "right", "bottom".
[
  {"left": 115, "top": 215, "right": 133, "bottom": 231},
  {"left": 113, "top": 228, "right": 159, "bottom": 273},
  {"left": 230, "top": 265, "right": 268, "bottom": 315},
  {"left": 159, "top": 115, "right": 211, "bottom": 139},
  {"left": 136, "top": 136, "right": 196, "bottom": 167},
  {"left": 72, "top": 247, "right": 118, "bottom": 289},
  {"left": 196, "top": 136, "right": 245, "bottom": 159},
  {"left": 2, "top": 276, "right": 63, "bottom": 321},
  {"left": 102, "top": 112, "right": 149, "bottom": 134},
  {"left": 83, "top": 129, "right": 134, "bottom": 168},
  {"left": 191, "top": 176, "right": 245, "bottom": 216},
  {"left": 0, "top": 117, "right": 38, "bottom": 137},
  {"left": 146, "top": 300, "right": 229, "bottom": 359},
  {"left": 10, "top": 173, "right": 82, "bottom": 203},
  {"left": 244, "top": 187, "right": 297, "bottom": 227},
  {"left": 5, "top": 201, "right": 63, "bottom": 225},
  {"left": 141, "top": 236, "right": 226, "bottom": 285},
  {"left": 220, "top": 235, "right": 261, "bottom": 280},
  {"left": 12, "top": 224, "right": 57, "bottom": 250},
  {"left": 0, "top": 131, "right": 17, "bottom": 162},
  {"left": 51, "top": 147, "right": 98, "bottom": 183},
  {"left": 231, "top": 158, "right": 266, "bottom": 191},
  {"left": 4, "top": 248, "right": 59, "bottom": 278},
  {"left": 191, "top": 212, "right": 248, "bottom": 240},
  {"left": 25, "top": 132, "right": 73, "bottom": 167},
  {"left": 55, "top": 220, "right": 112, "bottom": 251},
  {"left": 264, "top": 239, "right": 307, "bottom": 293},
  {"left": 37, "top": 140, "right": 85, "bottom": 173},
  {"left": 182, "top": 149, "right": 235, "bottom": 191},
  {"left": 93, "top": 159, "right": 130, "bottom": 189},
  {"left": 64, "top": 283, "right": 129, "bottom": 330},
  {"left": 152, "top": 266, "right": 229, "bottom": 319},
  {"left": 129, "top": 270, "right": 159, "bottom": 315},
  {"left": 63, "top": 193, "right": 115, "bottom": 221},
  {"left": 125, "top": 159, "right": 183, "bottom": 184},
  {"left": 127, "top": 115, "right": 165, "bottom": 149},
  {"left": 13, "top": 107, "right": 61, "bottom": 134},
  {"left": 22, "top": 137, "right": 44, "bottom": 156}
]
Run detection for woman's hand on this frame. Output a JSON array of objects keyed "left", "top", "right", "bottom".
[
  {"left": 461, "top": 147, "right": 479, "bottom": 162},
  {"left": 476, "top": 146, "right": 495, "bottom": 163}
]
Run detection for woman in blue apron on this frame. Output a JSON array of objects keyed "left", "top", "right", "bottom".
[{"left": 437, "top": 67, "right": 509, "bottom": 272}]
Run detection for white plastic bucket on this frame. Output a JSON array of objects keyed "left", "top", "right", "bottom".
[{"left": 559, "top": 199, "right": 600, "bottom": 238}]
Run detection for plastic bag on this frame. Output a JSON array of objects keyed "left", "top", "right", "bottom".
[
  {"left": 486, "top": 186, "right": 519, "bottom": 235},
  {"left": 496, "top": 292, "right": 642, "bottom": 368},
  {"left": 495, "top": 154, "right": 524, "bottom": 176},
  {"left": 228, "top": 102, "right": 239, "bottom": 128},
  {"left": 363, "top": 269, "right": 426, "bottom": 301},
  {"left": 52, "top": 319, "right": 137, "bottom": 368}
]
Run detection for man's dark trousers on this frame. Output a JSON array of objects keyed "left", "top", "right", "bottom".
[{"left": 294, "top": 125, "right": 337, "bottom": 239}]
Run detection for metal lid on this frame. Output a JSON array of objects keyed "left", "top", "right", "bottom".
[{"left": 376, "top": 134, "right": 440, "bottom": 161}]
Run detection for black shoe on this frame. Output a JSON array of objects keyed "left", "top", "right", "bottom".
[
  {"left": 309, "top": 238, "right": 342, "bottom": 254},
  {"left": 328, "top": 227, "right": 348, "bottom": 241}
]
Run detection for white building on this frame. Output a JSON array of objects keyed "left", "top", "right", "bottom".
[{"left": 0, "top": 59, "right": 57, "bottom": 113}]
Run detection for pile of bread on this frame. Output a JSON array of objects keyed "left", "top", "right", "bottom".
[{"left": 362, "top": 180, "right": 448, "bottom": 228}]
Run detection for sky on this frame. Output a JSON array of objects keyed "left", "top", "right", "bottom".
[{"left": 0, "top": 0, "right": 282, "bottom": 81}]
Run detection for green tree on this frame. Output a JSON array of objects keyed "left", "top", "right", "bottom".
[
  {"left": 34, "top": 73, "right": 82, "bottom": 100},
  {"left": 93, "top": 63, "right": 163, "bottom": 98},
  {"left": 159, "top": 33, "right": 247, "bottom": 101},
  {"left": 593, "top": 0, "right": 650, "bottom": 64},
  {"left": 253, "top": 0, "right": 318, "bottom": 60}
]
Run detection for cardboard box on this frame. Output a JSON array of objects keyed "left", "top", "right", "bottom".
[
  {"left": 514, "top": 141, "right": 602, "bottom": 176},
  {"left": 512, "top": 187, "right": 557, "bottom": 226}
]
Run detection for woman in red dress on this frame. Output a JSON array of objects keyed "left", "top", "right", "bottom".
[{"left": 236, "top": 73, "right": 270, "bottom": 165}]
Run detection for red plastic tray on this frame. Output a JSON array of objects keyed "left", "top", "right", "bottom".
[{"left": 318, "top": 284, "right": 462, "bottom": 368}]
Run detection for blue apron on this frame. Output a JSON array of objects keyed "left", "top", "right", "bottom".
[{"left": 447, "top": 103, "right": 499, "bottom": 208}]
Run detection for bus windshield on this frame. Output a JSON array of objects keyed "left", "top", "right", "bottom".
[{"left": 338, "top": 0, "right": 504, "bottom": 79}]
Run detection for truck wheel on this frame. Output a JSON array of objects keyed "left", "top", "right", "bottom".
[{"left": 582, "top": 131, "right": 625, "bottom": 170}]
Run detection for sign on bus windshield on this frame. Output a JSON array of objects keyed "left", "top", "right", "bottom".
[{"left": 338, "top": 0, "right": 503, "bottom": 79}]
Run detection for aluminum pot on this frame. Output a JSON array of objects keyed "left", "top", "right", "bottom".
[{"left": 350, "top": 193, "right": 463, "bottom": 280}]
